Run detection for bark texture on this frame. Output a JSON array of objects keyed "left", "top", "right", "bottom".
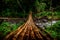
[{"left": 4, "top": 11, "right": 55, "bottom": 40}]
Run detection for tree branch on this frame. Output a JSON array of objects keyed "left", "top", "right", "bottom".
[{"left": 17, "top": 0, "right": 25, "bottom": 13}]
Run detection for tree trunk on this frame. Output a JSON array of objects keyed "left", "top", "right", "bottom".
[{"left": 4, "top": 11, "right": 55, "bottom": 40}]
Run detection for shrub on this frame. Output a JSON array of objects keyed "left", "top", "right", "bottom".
[{"left": 46, "top": 20, "right": 60, "bottom": 40}]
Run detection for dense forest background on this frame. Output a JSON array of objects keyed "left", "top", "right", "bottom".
[
  {"left": 0, "top": 0, "right": 60, "bottom": 40},
  {"left": 0, "top": 0, "right": 60, "bottom": 17}
]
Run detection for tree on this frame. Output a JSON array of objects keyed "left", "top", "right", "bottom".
[
  {"left": 4, "top": 11, "right": 55, "bottom": 40},
  {"left": 0, "top": 0, "right": 57, "bottom": 40}
]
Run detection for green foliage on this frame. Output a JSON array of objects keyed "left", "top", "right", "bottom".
[
  {"left": 0, "top": 0, "right": 60, "bottom": 17},
  {"left": 0, "top": 21, "right": 24, "bottom": 37},
  {"left": 35, "top": 11, "right": 52, "bottom": 18},
  {"left": 56, "top": 6, "right": 60, "bottom": 11},
  {"left": 1, "top": 9, "right": 11, "bottom": 17},
  {"left": 10, "top": 23, "right": 18, "bottom": 31},
  {"left": 17, "top": 12, "right": 28, "bottom": 18},
  {"left": 4, "top": 0, "right": 12, "bottom": 3},
  {"left": 0, "top": 22, "right": 11, "bottom": 36},
  {"left": 39, "top": 3, "right": 46, "bottom": 11},
  {"left": 46, "top": 20, "right": 60, "bottom": 40},
  {"left": 35, "top": 11, "right": 47, "bottom": 18},
  {"left": 17, "top": 21, "right": 24, "bottom": 26},
  {"left": 35, "top": 0, "right": 46, "bottom": 12},
  {"left": 1, "top": 8, "right": 28, "bottom": 18},
  {"left": 35, "top": 11, "right": 60, "bottom": 19}
]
